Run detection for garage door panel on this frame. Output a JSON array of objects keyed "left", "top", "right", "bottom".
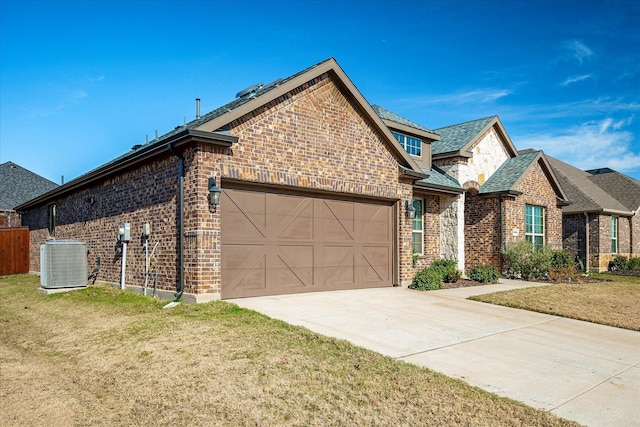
[
  {"left": 362, "top": 246, "right": 391, "bottom": 284},
  {"left": 322, "top": 200, "right": 355, "bottom": 241},
  {"left": 224, "top": 191, "right": 267, "bottom": 239},
  {"left": 222, "top": 245, "right": 267, "bottom": 292},
  {"left": 274, "top": 245, "right": 314, "bottom": 288},
  {"left": 360, "top": 205, "right": 392, "bottom": 243},
  {"left": 272, "top": 196, "right": 314, "bottom": 240},
  {"left": 222, "top": 188, "right": 393, "bottom": 299},
  {"left": 322, "top": 246, "right": 355, "bottom": 286}
]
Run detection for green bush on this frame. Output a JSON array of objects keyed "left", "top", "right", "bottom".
[
  {"left": 413, "top": 267, "right": 443, "bottom": 291},
  {"left": 412, "top": 258, "right": 462, "bottom": 291},
  {"left": 468, "top": 264, "right": 500, "bottom": 283},
  {"left": 551, "top": 250, "right": 573, "bottom": 269},
  {"left": 501, "top": 240, "right": 554, "bottom": 280},
  {"left": 431, "top": 258, "right": 462, "bottom": 283},
  {"left": 609, "top": 255, "right": 628, "bottom": 271},
  {"left": 628, "top": 257, "right": 640, "bottom": 270}
]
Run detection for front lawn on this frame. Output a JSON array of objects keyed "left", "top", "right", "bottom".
[
  {"left": 470, "top": 273, "right": 640, "bottom": 331},
  {"left": 0, "top": 274, "right": 579, "bottom": 426}
]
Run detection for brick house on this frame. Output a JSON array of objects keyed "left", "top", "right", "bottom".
[
  {"left": 548, "top": 157, "right": 640, "bottom": 271},
  {"left": 0, "top": 161, "right": 58, "bottom": 227},
  {"left": 17, "top": 58, "right": 439, "bottom": 301},
  {"left": 431, "top": 117, "right": 566, "bottom": 272}
]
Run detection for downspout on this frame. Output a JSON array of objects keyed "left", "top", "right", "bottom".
[
  {"left": 499, "top": 195, "right": 504, "bottom": 273},
  {"left": 168, "top": 143, "right": 185, "bottom": 302},
  {"left": 584, "top": 212, "right": 590, "bottom": 272}
]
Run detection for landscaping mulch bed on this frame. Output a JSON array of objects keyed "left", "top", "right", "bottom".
[{"left": 441, "top": 279, "right": 489, "bottom": 289}]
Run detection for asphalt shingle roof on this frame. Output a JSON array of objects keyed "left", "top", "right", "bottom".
[
  {"left": 371, "top": 105, "right": 437, "bottom": 134},
  {"left": 547, "top": 157, "right": 632, "bottom": 214},
  {"left": 416, "top": 166, "right": 462, "bottom": 191},
  {"left": 586, "top": 168, "right": 640, "bottom": 212},
  {"left": 0, "top": 162, "right": 58, "bottom": 210},
  {"left": 432, "top": 116, "right": 496, "bottom": 155},
  {"left": 479, "top": 150, "right": 540, "bottom": 194}
]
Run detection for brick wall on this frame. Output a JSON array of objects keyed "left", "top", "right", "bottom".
[
  {"left": 505, "top": 160, "right": 563, "bottom": 250},
  {"left": 464, "top": 191, "right": 501, "bottom": 271}
]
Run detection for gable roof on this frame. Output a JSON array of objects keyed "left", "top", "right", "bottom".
[
  {"left": 547, "top": 157, "right": 633, "bottom": 215},
  {"left": 586, "top": 168, "right": 640, "bottom": 212},
  {"left": 479, "top": 150, "right": 567, "bottom": 201},
  {"left": 0, "top": 162, "right": 58, "bottom": 210},
  {"left": 17, "top": 58, "right": 426, "bottom": 211},
  {"left": 370, "top": 105, "right": 440, "bottom": 140},
  {"left": 432, "top": 115, "right": 518, "bottom": 159}
]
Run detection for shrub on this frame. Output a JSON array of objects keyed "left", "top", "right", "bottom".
[
  {"left": 551, "top": 250, "right": 573, "bottom": 269},
  {"left": 502, "top": 241, "right": 554, "bottom": 280},
  {"left": 412, "top": 259, "right": 462, "bottom": 291},
  {"left": 431, "top": 258, "right": 462, "bottom": 283},
  {"left": 413, "top": 267, "right": 443, "bottom": 291},
  {"left": 609, "top": 255, "right": 628, "bottom": 272},
  {"left": 548, "top": 265, "right": 583, "bottom": 283},
  {"left": 628, "top": 257, "right": 640, "bottom": 270},
  {"left": 468, "top": 264, "right": 500, "bottom": 283}
]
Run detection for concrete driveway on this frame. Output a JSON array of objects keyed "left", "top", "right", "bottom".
[{"left": 229, "top": 280, "right": 640, "bottom": 427}]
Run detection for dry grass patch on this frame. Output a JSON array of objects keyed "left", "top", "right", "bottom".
[
  {"left": 471, "top": 274, "right": 640, "bottom": 331},
  {"left": 0, "top": 274, "right": 579, "bottom": 426}
]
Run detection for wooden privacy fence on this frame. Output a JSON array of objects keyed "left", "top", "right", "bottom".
[{"left": 0, "top": 227, "right": 30, "bottom": 275}]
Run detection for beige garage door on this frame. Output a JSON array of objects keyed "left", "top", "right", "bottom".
[{"left": 221, "top": 187, "right": 394, "bottom": 299}]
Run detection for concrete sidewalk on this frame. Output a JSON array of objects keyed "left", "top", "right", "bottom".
[{"left": 229, "top": 280, "right": 640, "bottom": 427}]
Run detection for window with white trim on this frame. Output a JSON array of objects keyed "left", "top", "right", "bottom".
[
  {"left": 525, "top": 205, "right": 544, "bottom": 249},
  {"left": 393, "top": 132, "right": 421, "bottom": 157},
  {"left": 412, "top": 198, "right": 423, "bottom": 255},
  {"left": 611, "top": 216, "right": 618, "bottom": 253}
]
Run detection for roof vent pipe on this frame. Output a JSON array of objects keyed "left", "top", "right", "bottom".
[{"left": 196, "top": 98, "right": 201, "bottom": 120}]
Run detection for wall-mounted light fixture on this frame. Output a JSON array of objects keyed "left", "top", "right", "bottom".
[
  {"left": 208, "top": 178, "right": 221, "bottom": 206},
  {"left": 405, "top": 199, "right": 416, "bottom": 219},
  {"left": 85, "top": 196, "right": 96, "bottom": 205}
]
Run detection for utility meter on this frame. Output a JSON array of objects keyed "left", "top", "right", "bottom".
[{"left": 117, "top": 222, "right": 131, "bottom": 242}]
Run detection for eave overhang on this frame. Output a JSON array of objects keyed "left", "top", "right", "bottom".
[
  {"left": 16, "top": 129, "right": 238, "bottom": 211},
  {"left": 413, "top": 180, "right": 464, "bottom": 195},
  {"left": 381, "top": 119, "right": 440, "bottom": 141}
]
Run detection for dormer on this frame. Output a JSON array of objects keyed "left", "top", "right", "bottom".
[{"left": 371, "top": 105, "right": 439, "bottom": 170}]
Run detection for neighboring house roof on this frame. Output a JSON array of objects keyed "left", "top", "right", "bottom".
[
  {"left": 547, "top": 157, "right": 633, "bottom": 215},
  {"left": 479, "top": 150, "right": 567, "bottom": 202},
  {"left": 431, "top": 115, "right": 517, "bottom": 159},
  {"left": 0, "top": 161, "right": 58, "bottom": 210},
  {"left": 414, "top": 166, "right": 463, "bottom": 194},
  {"left": 371, "top": 105, "right": 440, "bottom": 140},
  {"left": 586, "top": 168, "right": 640, "bottom": 212},
  {"left": 17, "top": 58, "right": 426, "bottom": 211}
]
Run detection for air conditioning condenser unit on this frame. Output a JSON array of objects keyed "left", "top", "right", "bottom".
[{"left": 40, "top": 240, "right": 88, "bottom": 289}]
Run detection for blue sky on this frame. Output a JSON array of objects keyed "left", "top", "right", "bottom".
[{"left": 1, "top": 0, "right": 639, "bottom": 184}]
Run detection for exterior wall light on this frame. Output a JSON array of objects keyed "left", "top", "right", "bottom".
[
  {"left": 406, "top": 199, "right": 416, "bottom": 219},
  {"left": 208, "top": 178, "right": 221, "bottom": 206}
]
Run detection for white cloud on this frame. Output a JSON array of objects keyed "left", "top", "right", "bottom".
[
  {"left": 562, "top": 74, "right": 592, "bottom": 86},
  {"left": 398, "top": 87, "right": 512, "bottom": 106},
  {"left": 562, "top": 40, "right": 594, "bottom": 65},
  {"left": 517, "top": 118, "right": 640, "bottom": 173}
]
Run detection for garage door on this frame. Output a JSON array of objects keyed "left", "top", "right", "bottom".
[{"left": 221, "top": 187, "right": 394, "bottom": 298}]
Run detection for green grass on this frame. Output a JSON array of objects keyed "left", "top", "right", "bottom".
[
  {"left": 0, "top": 274, "right": 579, "bottom": 426},
  {"left": 471, "top": 273, "right": 640, "bottom": 331}
]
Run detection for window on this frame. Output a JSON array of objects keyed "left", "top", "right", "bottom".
[
  {"left": 412, "top": 198, "right": 423, "bottom": 255},
  {"left": 393, "top": 132, "right": 421, "bottom": 157},
  {"left": 48, "top": 204, "right": 56, "bottom": 236},
  {"left": 525, "top": 205, "right": 544, "bottom": 249},
  {"left": 611, "top": 216, "right": 618, "bottom": 253}
]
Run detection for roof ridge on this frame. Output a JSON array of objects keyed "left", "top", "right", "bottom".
[{"left": 433, "top": 115, "right": 497, "bottom": 131}]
